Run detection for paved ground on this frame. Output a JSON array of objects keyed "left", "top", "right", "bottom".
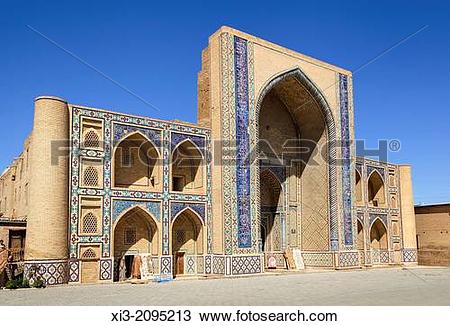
[{"left": 1, "top": 267, "right": 450, "bottom": 305}]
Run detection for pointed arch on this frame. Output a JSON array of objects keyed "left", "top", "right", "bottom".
[
  {"left": 81, "top": 248, "right": 97, "bottom": 260},
  {"left": 113, "top": 205, "right": 159, "bottom": 258},
  {"left": 171, "top": 138, "right": 205, "bottom": 193},
  {"left": 114, "top": 130, "right": 161, "bottom": 157},
  {"left": 256, "top": 67, "right": 338, "bottom": 250},
  {"left": 171, "top": 207, "right": 204, "bottom": 276},
  {"left": 172, "top": 138, "right": 204, "bottom": 159},
  {"left": 113, "top": 205, "right": 159, "bottom": 232},
  {"left": 113, "top": 131, "right": 161, "bottom": 190},
  {"left": 368, "top": 170, "right": 385, "bottom": 207},
  {"left": 370, "top": 218, "right": 388, "bottom": 250},
  {"left": 172, "top": 206, "right": 204, "bottom": 226}
]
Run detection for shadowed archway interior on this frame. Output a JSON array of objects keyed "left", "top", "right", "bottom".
[
  {"left": 113, "top": 133, "right": 160, "bottom": 191},
  {"left": 258, "top": 72, "right": 330, "bottom": 252},
  {"left": 370, "top": 219, "right": 388, "bottom": 250}
]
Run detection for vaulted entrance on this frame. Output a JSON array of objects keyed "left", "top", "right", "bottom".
[
  {"left": 257, "top": 69, "right": 333, "bottom": 257},
  {"left": 113, "top": 207, "right": 158, "bottom": 281},
  {"left": 171, "top": 208, "right": 204, "bottom": 276}
]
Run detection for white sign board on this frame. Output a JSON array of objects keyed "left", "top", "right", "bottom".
[{"left": 292, "top": 248, "right": 305, "bottom": 270}]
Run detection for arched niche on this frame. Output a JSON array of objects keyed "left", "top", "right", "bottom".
[
  {"left": 171, "top": 208, "right": 204, "bottom": 276},
  {"left": 370, "top": 219, "right": 388, "bottom": 250},
  {"left": 171, "top": 139, "right": 205, "bottom": 193},
  {"left": 368, "top": 171, "right": 385, "bottom": 207},
  {"left": 113, "top": 132, "right": 160, "bottom": 191},
  {"left": 260, "top": 169, "right": 283, "bottom": 252},
  {"left": 257, "top": 68, "right": 335, "bottom": 251}
]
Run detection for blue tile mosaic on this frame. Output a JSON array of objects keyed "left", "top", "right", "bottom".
[
  {"left": 234, "top": 36, "right": 252, "bottom": 248},
  {"left": 170, "top": 201, "right": 206, "bottom": 224},
  {"left": 339, "top": 74, "right": 353, "bottom": 246},
  {"left": 113, "top": 123, "right": 161, "bottom": 149},
  {"left": 112, "top": 199, "right": 161, "bottom": 223}
]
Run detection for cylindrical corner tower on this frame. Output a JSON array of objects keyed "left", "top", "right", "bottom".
[
  {"left": 398, "top": 164, "right": 418, "bottom": 265},
  {"left": 24, "top": 96, "right": 70, "bottom": 285}
]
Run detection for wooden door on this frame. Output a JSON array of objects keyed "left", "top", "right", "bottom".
[
  {"left": 81, "top": 260, "right": 99, "bottom": 284},
  {"left": 176, "top": 252, "right": 185, "bottom": 275}
]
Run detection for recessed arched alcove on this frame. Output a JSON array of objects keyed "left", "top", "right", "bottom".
[
  {"left": 113, "top": 132, "right": 160, "bottom": 191},
  {"left": 171, "top": 140, "right": 205, "bottom": 194},
  {"left": 171, "top": 208, "right": 204, "bottom": 276},
  {"left": 370, "top": 219, "right": 388, "bottom": 250},
  {"left": 257, "top": 69, "right": 333, "bottom": 252},
  {"left": 368, "top": 171, "right": 385, "bottom": 207}
]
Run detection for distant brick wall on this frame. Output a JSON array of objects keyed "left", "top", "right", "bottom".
[
  {"left": 418, "top": 250, "right": 450, "bottom": 266},
  {"left": 416, "top": 204, "right": 450, "bottom": 266}
]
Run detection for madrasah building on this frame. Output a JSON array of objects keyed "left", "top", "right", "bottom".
[{"left": 0, "top": 27, "right": 418, "bottom": 285}]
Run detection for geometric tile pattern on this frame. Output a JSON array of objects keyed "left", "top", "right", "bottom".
[
  {"left": 185, "top": 256, "right": 196, "bottom": 274},
  {"left": 171, "top": 132, "right": 206, "bottom": 157},
  {"left": 367, "top": 165, "right": 385, "bottom": 178},
  {"left": 99, "top": 259, "right": 112, "bottom": 280},
  {"left": 69, "top": 260, "right": 80, "bottom": 283},
  {"left": 69, "top": 105, "right": 212, "bottom": 281},
  {"left": 170, "top": 202, "right": 206, "bottom": 224},
  {"left": 339, "top": 252, "right": 359, "bottom": 267},
  {"left": 160, "top": 256, "right": 172, "bottom": 275},
  {"left": 212, "top": 256, "right": 225, "bottom": 274},
  {"left": 24, "top": 260, "right": 68, "bottom": 286},
  {"left": 204, "top": 255, "right": 212, "bottom": 274},
  {"left": 302, "top": 252, "right": 334, "bottom": 267},
  {"left": 231, "top": 255, "right": 262, "bottom": 275},
  {"left": 220, "top": 33, "right": 259, "bottom": 256},
  {"left": 369, "top": 213, "right": 388, "bottom": 229},
  {"left": 113, "top": 123, "right": 161, "bottom": 148},
  {"left": 112, "top": 199, "right": 161, "bottom": 223},
  {"left": 234, "top": 35, "right": 252, "bottom": 249},
  {"left": 339, "top": 74, "right": 354, "bottom": 246},
  {"left": 402, "top": 248, "right": 418, "bottom": 263}
]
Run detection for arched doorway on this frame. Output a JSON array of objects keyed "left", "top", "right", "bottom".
[
  {"left": 368, "top": 171, "right": 385, "bottom": 207},
  {"left": 260, "top": 170, "right": 283, "bottom": 254},
  {"left": 171, "top": 140, "right": 205, "bottom": 193},
  {"left": 257, "top": 69, "right": 332, "bottom": 252},
  {"left": 171, "top": 208, "right": 204, "bottom": 276},
  {"left": 113, "top": 132, "right": 160, "bottom": 191},
  {"left": 370, "top": 219, "right": 388, "bottom": 250},
  {"left": 370, "top": 219, "right": 389, "bottom": 264},
  {"left": 113, "top": 207, "right": 158, "bottom": 281}
]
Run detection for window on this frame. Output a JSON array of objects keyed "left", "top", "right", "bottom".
[
  {"left": 368, "top": 171, "right": 385, "bottom": 207},
  {"left": 124, "top": 227, "right": 137, "bottom": 245},
  {"left": 81, "top": 117, "right": 103, "bottom": 150},
  {"left": 82, "top": 212, "right": 98, "bottom": 234},
  {"left": 84, "top": 130, "right": 100, "bottom": 148},
  {"left": 83, "top": 166, "right": 99, "bottom": 187},
  {"left": 171, "top": 139, "right": 204, "bottom": 193},
  {"left": 81, "top": 248, "right": 97, "bottom": 260}
]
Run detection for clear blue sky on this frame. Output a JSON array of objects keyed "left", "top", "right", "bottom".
[{"left": 1, "top": 1, "right": 449, "bottom": 204}]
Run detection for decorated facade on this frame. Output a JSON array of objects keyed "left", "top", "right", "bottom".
[{"left": 0, "top": 27, "right": 417, "bottom": 285}]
